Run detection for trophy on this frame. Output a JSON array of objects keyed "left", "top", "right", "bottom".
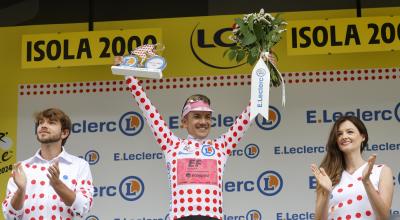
[{"left": 111, "top": 44, "right": 166, "bottom": 79}]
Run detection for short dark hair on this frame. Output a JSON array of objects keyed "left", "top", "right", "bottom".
[{"left": 35, "top": 108, "right": 72, "bottom": 146}]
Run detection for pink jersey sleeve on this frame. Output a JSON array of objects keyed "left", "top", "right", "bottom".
[
  {"left": 219, "top": 103, "right": 252, "bottom": 155},
  {"left": 125, "top": 76, "right": 178, "bottom": 152}
]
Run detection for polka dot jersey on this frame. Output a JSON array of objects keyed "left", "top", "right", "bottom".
[{"left": 126, "top": 76, "right": 252, "bottom": 220}]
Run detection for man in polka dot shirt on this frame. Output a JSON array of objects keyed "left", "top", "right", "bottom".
[
  {"left": 125, "top": 75, "right": 253, "bottom": 220},
  {"left": 2, "top": 108, "right": 94, "bottom": 220}
]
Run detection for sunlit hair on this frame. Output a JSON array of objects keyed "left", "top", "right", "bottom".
[
  {"left": 181, "top": 94, "right": 211, "bottom": 116},
  {"left": 34, "top": 108, "right": 72, "bottom": 146},
  {"left": 317, "top": 115, "right": 368, "bottom": 193}
]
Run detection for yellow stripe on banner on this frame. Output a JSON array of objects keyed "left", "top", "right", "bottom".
[
  {"left": 21, "top": 28, "right": 162, "bottom": 68},
  {"left": 287, "top": 16, "right": 400, "bottom": 55}
]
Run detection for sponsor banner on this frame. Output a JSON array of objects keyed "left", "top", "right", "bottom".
[
  {"left": 21, "top": 28, "right": 162, "bottom": 68},
  {"left": 287, "top": 16, "right": 400, "bottom": 55},
  {"left": 17, "top": 69, "right": 399, "bottom": 219}
]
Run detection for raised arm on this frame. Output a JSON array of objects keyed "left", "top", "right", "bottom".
[
  {"left": 125, "top": 76, "right": 178, "bottom": 151},
  {"left": 220, "top": 103, "right": 251, "bottom": 155}
]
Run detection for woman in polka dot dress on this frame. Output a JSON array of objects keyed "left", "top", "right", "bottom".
[
  {"left": 125, "top": 75, "right": 253, "bottom": 220},
  {"left": 311, "top": 116, "right": 393, "bottom": 220}
]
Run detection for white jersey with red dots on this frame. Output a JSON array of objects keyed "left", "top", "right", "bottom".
[
  {"left": 2, "top": 148, "right": 94, "bottom": 220},
  {"left": 328, "top": 163, "right": 384, "bottom": 220},
  {"left": 125, "top": 76, "right": 252, "bottom": 220}
]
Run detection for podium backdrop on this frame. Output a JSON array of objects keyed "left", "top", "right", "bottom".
[{"left": 17, "top": 68, "right": 400, "bottom": 219}]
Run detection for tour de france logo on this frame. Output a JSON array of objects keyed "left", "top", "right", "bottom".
[
  {"left": 119, "top": 176, "right": 145, "bottom": 201},
  {"left": 255, "top": 106, "right": 281, "bottom": 130},
  {"left": 119, "top": 111, "right": 144, "bottom": 136}
]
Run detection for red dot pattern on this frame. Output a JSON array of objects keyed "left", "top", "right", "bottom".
[
  {"left": 18, "top": 68, "right": 400, "bottom": 96},
  {"left": 125, "top": 76, "right": 252, "bottom": 219},
  {"left": 329, "top": 164, "right": 385, "bottom": 220},
  {"left": 2, "top": 160, "right": 93, "bottom": 219}
]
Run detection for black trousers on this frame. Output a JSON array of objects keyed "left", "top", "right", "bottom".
[{"left": 177, "top": 215, "right": 219, "bottom": 220}]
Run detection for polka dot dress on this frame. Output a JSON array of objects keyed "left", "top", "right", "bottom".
[
  {"left": 329, "top": 163, "right": 384, "bottom": 220},
  {"left": 2, "top": 149, "right": 94, "bottom": 220},
  {"left": 126, "top": 76, "right": 252, "bottom": 220}
]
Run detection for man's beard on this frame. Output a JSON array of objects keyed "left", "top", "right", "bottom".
[{"left": 37, "top": 133, "right": 62, "bottom": 144}]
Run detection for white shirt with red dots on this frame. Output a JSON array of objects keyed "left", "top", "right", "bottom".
[
  {"left": 329, "top": 163, "right": 384, "bottom": 220},
  {"left": 125, "top": 76, "right": 252, "bottom": 220},
  {"left": 2, "top": 148, "right": 94, "bottom": 220}
]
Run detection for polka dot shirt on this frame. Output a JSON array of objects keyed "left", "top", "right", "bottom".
[
  {"left": 126, "top": 76, "right": 252, "bottom": 220},
  {"left": 329, "top": 163, "right": 384, "bottom": 220},
  {"left": 2, "top": 148, "right": 94, "bottom": 220}
]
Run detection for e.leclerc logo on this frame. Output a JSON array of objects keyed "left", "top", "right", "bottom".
[
  {"left": 119, "top": 176, "right": 145, "bottom": 201},
  {"left": 306, "top": 102, "right": 400, "bottom": 124},
  {"left": 223, "top": 209, "right": 262, "bottom": 220},
  {"left": 230, "top": 143, "right": 260, "bottom": 159},
  {"left": 71, "top": 111, "right": 144, "bottom": 136},
  {"left": 223, "top": 170, "right": 283, "bottom": 196},
  {"left": 84, "top": 150, "right": 100, "bottom": 165},
  {"left": 255, "top": 106, "right": 281, "bottom": 130},
  {"left": 94, "top": 175, "right": 145, "bottom": 202},
  {"left": 246, "top": 210, "right": 262, "bottom": 220},
  {"left": 201, "top": 144, "right": 215, "bottom": 156}
]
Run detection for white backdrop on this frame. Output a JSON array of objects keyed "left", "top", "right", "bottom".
[{"left": 17, "top": 68, "right": 400, "bottom": 220}]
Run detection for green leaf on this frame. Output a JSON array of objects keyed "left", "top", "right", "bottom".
[
  {"left": 230, "top": 45, "right": 239, "bottom": 50},
  {"left": 235, "top": 18, "right": 250, "bottom": 35},
  {"left": 223, "top": 48, "right": 230, "bottom": 57},
  {"left": 248, "top": 16, "right": 254, "bottom": 32},
  {"left": 253, "top": 23, "right": 264, "bottom": 44},
  {"left": 268, "top": 61, "right": 282, "bottom": 87},
  {"left": 272, "top": 32, "right": 281, "bottom": 43},
  {"left": 247, "top": 54, "right": 258, "bottom": 65},
  {"left": 228, "top": 49, "right": 237, "bottom": 61},
  {"left": 236, "top": 50, "right": 246, "bottom": 62},
  {"left": 241, "top": 34, "right": 257, "bottom": 46},
  {"left": 234, "top": 18, "right": 245, "bottom": 28},
  {"left": 250, "top": 46, "right": 259, "bottom": 58}
]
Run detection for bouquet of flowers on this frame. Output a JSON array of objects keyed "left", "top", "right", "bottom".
[{"left": 224, "top": 9, "right": 287, "bottom": 87}]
